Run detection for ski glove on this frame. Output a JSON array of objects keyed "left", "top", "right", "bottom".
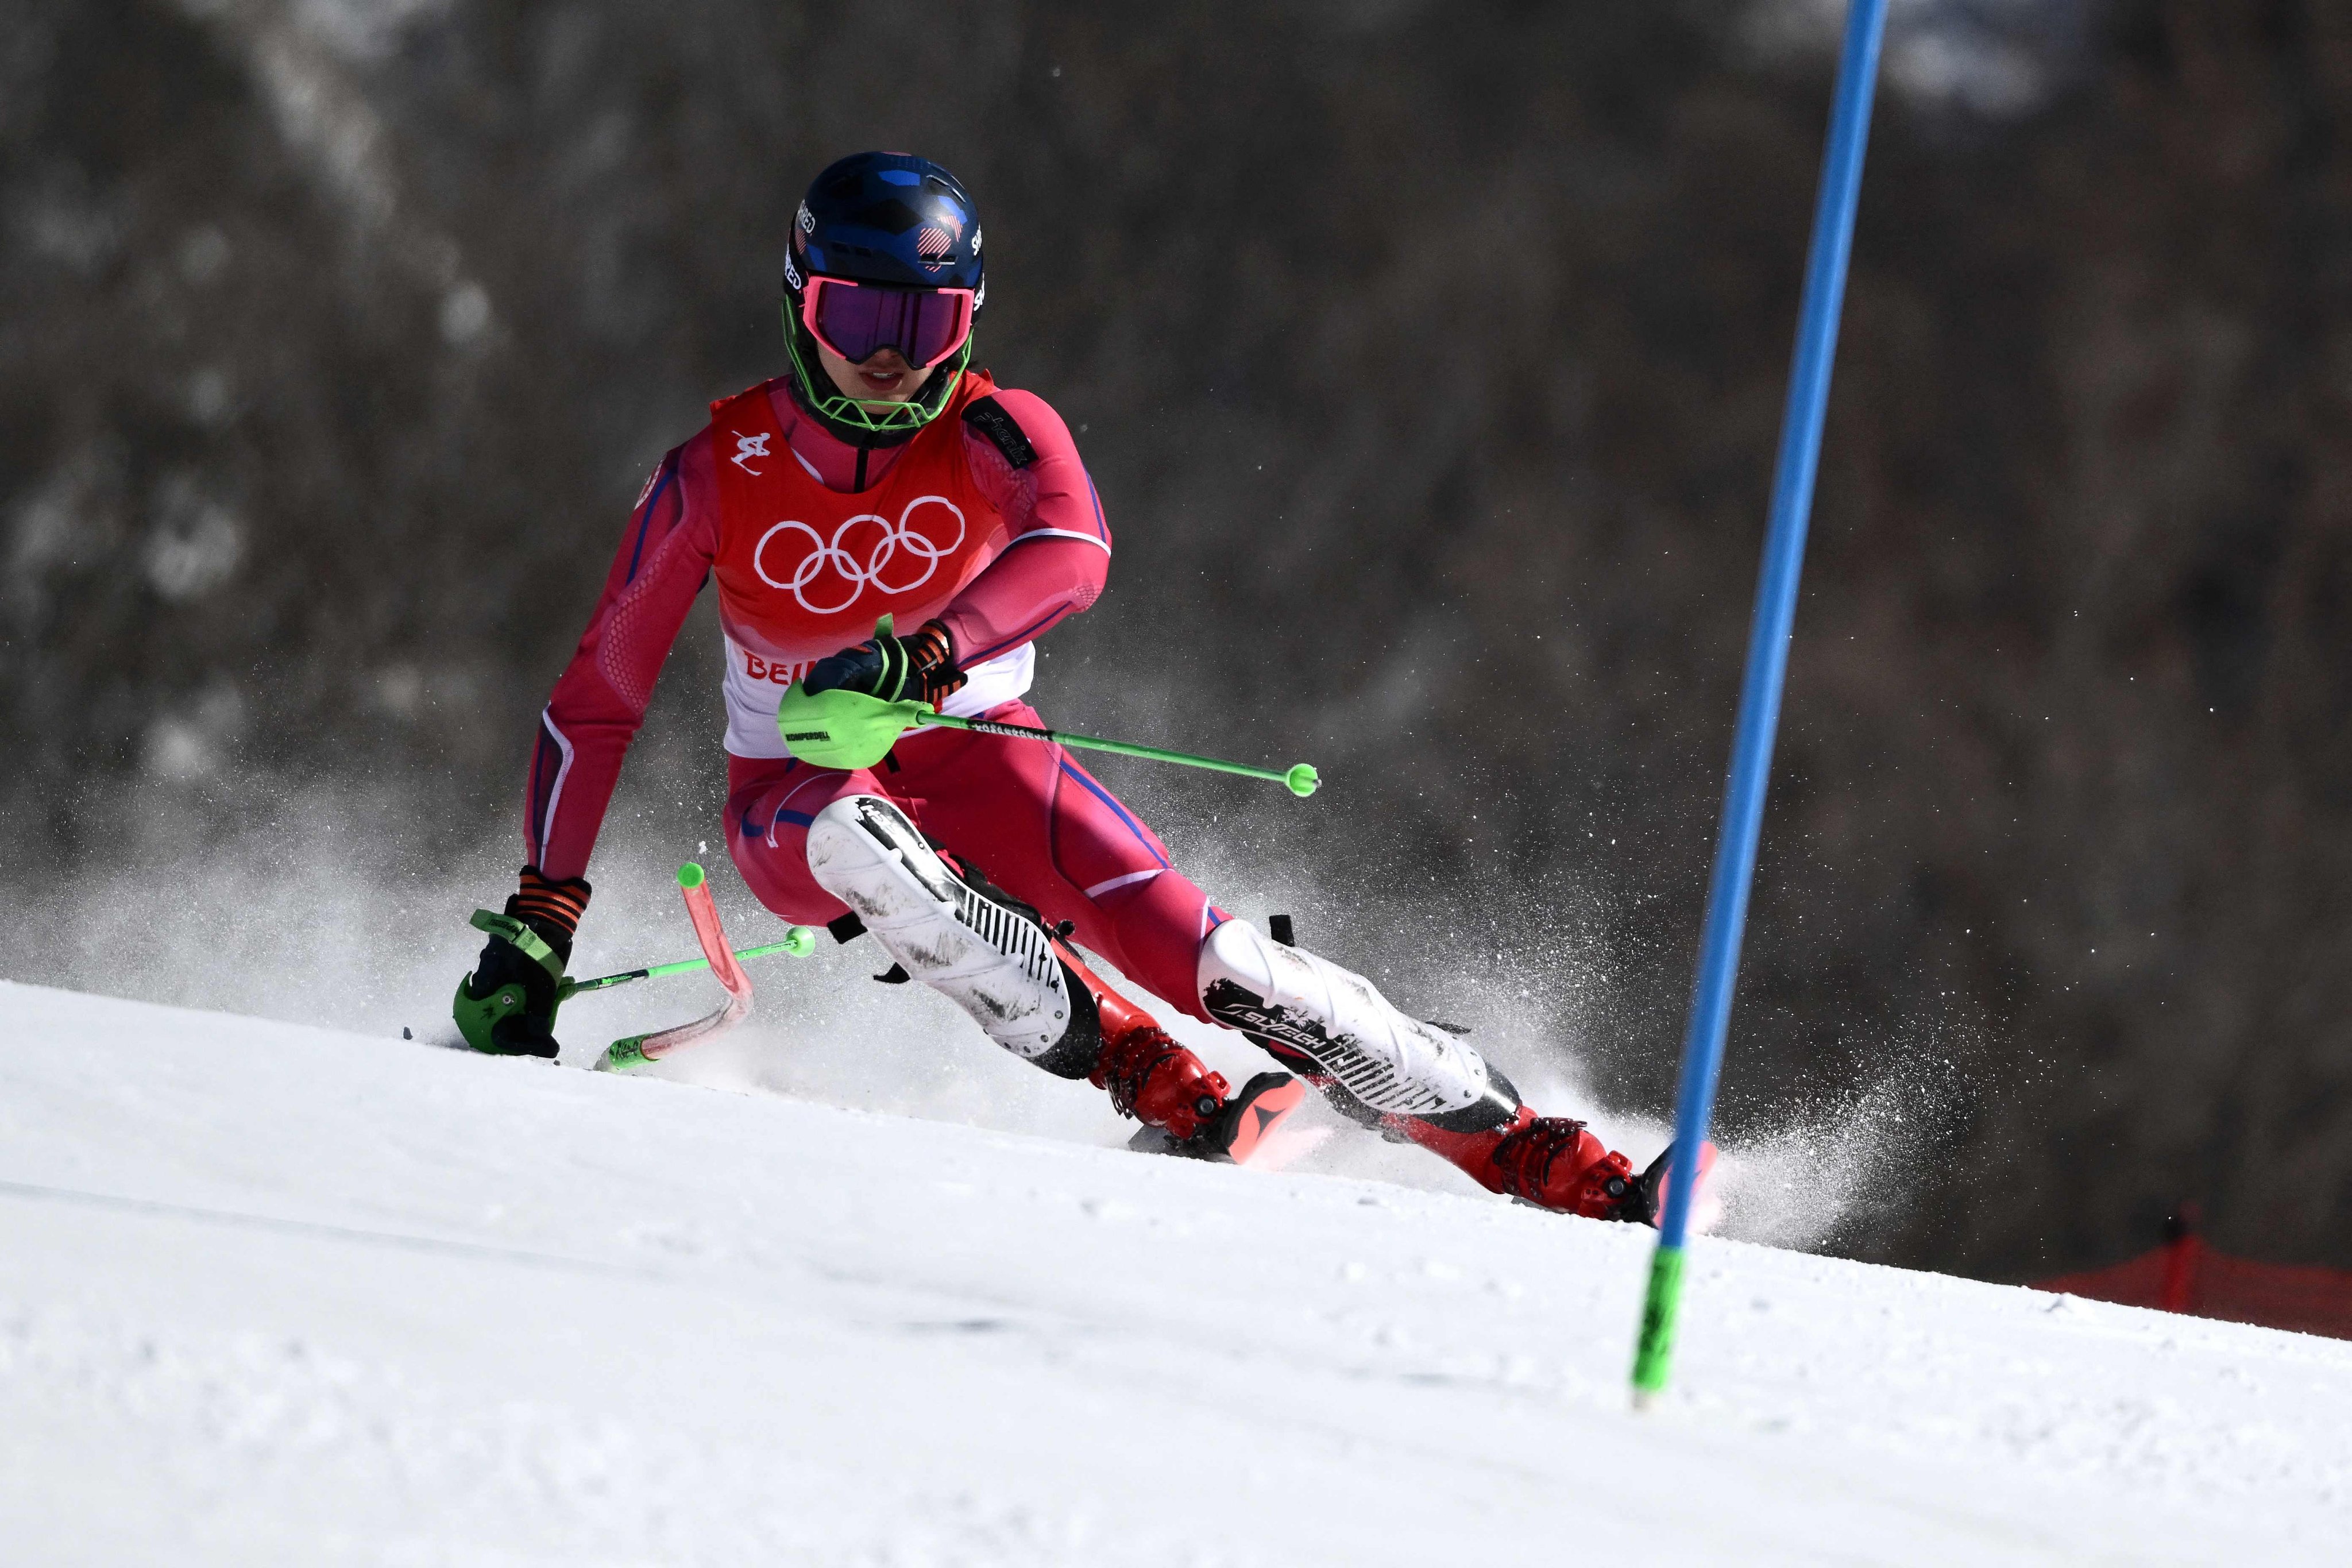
[
  {"left": 802, "top": 616, "right": 967, "bottom": 709},
  {"left": 453, "top": 866, "right": 590, "bottom": 1058}
]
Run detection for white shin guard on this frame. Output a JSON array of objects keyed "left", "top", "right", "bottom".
[
  {"left": 805, "top": 795, "right": 1074, "bottom": 1061},
  {"left": 1197, "top": 919, "right": 1519, "bottom": 1131}
]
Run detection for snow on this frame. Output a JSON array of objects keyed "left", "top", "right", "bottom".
[{"left": 3, "top": 978, "right": 2347, "bottom": 1564}]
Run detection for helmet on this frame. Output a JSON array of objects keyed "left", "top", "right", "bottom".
[{"left": 781, "top": 151, "right": 984, "bottom": 445}]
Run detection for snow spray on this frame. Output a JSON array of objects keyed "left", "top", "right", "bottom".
[{"left": 1632, "top": 0, "right": 1889, "bottom": 1403}]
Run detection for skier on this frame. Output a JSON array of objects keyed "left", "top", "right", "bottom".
[{"left": 456, "top": 150, "right": 1663, "bottom": 1219}]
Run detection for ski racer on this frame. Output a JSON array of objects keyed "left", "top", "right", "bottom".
[{"left": 455, "top": 150, "right": 1663, "bottom": 1220}]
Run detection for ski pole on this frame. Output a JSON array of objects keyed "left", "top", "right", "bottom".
[
  {"left": 558, "top": 921, "right": 817, "bottom": 1001},
  {"left": 774, "top": 677, "right": 1320, "bottom": 795},
  {"left": 912, "top": 711, "right": 1320, "bottom": 797},
  {"left": 1631, "top": 0, "right": 1887, "bottom": 1405}
]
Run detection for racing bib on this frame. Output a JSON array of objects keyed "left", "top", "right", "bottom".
[{"left": 708, "top": 371, "right": 1006, "bottom": 654}]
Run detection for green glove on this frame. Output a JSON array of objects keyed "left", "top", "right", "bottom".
[{"left": 453, "top": 867, "right": 589, "bottom": 1057}]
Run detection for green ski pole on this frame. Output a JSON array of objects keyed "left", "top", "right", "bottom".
[
  {"left": 911, "top": 710, "right": 1319, "bottom": 797},
  {"left": 773, "top": 677, "right": 1319, "bottom": 796},
  {"left": 557, "top": 924, "right": 818, "bottom": 1002}
]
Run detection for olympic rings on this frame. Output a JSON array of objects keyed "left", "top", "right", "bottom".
[{"left": 751, "top": 495, "right": 968, "bottom": 615}]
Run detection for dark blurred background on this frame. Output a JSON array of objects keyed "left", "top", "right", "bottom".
[{"left": 6, "top": 0, "right": 2350, "bottom": 1281}]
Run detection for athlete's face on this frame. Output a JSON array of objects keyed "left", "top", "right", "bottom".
[{"left": 816, "top": 342, "right": 936, "bottom": 405}]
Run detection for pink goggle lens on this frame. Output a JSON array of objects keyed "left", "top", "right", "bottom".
[{"left": 802, "top": 277, "right": 974, "bottom": 370}]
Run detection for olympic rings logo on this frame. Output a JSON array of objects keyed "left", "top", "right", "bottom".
[{"left": 751, "top": 495, "right": 968, "bottom": 615}]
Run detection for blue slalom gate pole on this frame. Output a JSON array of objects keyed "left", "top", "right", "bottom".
[{"left": 1632, "top": 0, "right": 1888, "bottom": 1400}]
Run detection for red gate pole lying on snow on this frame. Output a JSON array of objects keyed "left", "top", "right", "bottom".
[{"left": 596, "top": 863, "right": 758, "bottom": 1072}]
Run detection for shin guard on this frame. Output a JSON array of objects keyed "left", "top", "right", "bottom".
[
  {"left": 805, "top": 795, "right": 1301, "bottom": 1159},
  {"left": 805, "top": 795, "right": 1082, "bottom": 1068},
  {"left": 1197, "top": 919, "right": 1520, "bottom": 1133},
  {"left": 1198, "top": 920, "right": 1643, "bottom": 1217}
]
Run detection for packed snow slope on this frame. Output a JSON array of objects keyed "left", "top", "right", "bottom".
[{"left": 2, "top": 980, "right": 2345, "bottom": 1566}]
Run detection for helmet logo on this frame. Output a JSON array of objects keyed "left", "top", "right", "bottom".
[
  {"left": 916, "top": 222, "right": 958, "bottom": 272},
  {"left": 971, "top": 226, "right": 982, "bottom": 255},
  {"left": 782, "top": 252, "right": 803, "bottom": 292},
  {"left": 797, "top": 202, "right": 814, "bottom": 234}
]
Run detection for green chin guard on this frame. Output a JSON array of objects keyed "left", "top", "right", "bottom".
[{"left": 779, "top": 303, "right": 968, "bottom": 439}]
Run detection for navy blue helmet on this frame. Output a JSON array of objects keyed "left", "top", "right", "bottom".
[
  {"left": 779, "top": 151, "right": 984, "bottom": 444},
  {"left": 785, "top": 152, "right": 984, "bottom": 305}
]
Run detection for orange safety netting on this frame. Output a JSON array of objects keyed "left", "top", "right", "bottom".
[{"left": 2038, "top": 1233, "right": 2352, "bottom": 1341}]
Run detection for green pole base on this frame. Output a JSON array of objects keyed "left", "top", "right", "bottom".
[
  {"left": 1630, "top": 1243, "right": 1688, "bottom": 1400},
  {"left": 596, "top": 1037, "right": 654, "bottom": 1073}
]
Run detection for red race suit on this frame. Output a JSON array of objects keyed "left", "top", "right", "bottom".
[{"left": 523, "top": 370, "right": 1226, "bottom": 1018}]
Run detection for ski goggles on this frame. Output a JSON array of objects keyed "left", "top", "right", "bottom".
[{"left": 798, "top": 276, "right": 975, "bottom": 370}]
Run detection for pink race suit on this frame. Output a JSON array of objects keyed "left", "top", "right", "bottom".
[{"left": 525, "top": 370, "right": 1223, "bottom": 1020}]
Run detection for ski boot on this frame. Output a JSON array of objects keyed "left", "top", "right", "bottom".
[
  {"left": 1488, "top": 1113, "right": 1644, "bottom": 1219},
  {"left": 1066, "top": 942, "right": 1304, "bottom": 1163},
  {"left": 1405, "top": 1113, "right": 1717, "bottom": 1226}
]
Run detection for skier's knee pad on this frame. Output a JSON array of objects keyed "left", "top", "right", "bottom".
[
  {"left": 806, "top": 794, "right": 1094, "bottom": 1075},
  {"left": 1196, "top": 920, "right": 1521, "bottom": 1133}
]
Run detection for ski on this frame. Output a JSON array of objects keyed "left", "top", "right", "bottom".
[
  {"left": 1125, "top": 1071, "right": 1307, "bottom": 1166},
  {"left": 1636, "top": 1140, "right": 1721, "bottom": 1233}
]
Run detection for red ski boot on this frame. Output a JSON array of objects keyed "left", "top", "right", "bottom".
[
  {"left": 1488, "top": 1114, "right": 1643, "bottom": 1219},
  {"left": 1063, "top": 945, "right": 1304, "bottom": 1164},
  {"left": 1391, "top": 1107, "right": 1648, "bottom": 1221}
]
